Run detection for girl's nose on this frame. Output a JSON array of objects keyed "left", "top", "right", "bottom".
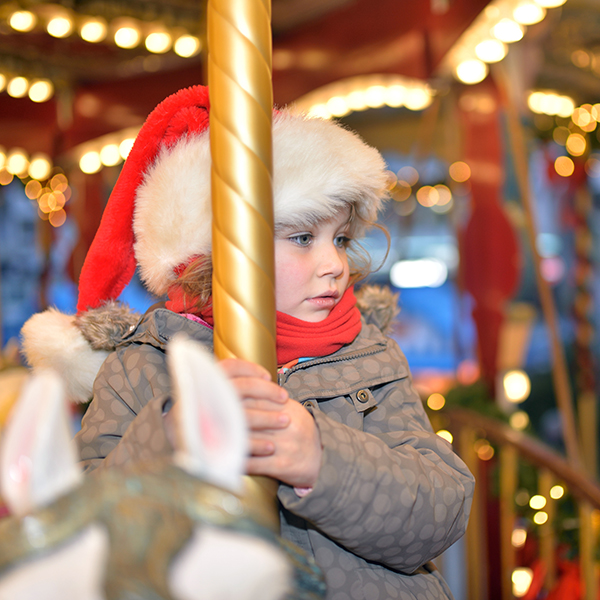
[{"left": 317, "top": 243, "right": 345, "bottom": 278}]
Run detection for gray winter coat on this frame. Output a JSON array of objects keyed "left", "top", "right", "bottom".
[{"left": 76, "top": 306, "right": 474, "bottom": 600}]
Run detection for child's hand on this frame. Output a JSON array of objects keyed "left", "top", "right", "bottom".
[{"left": 219, "top": 358, "right": 323, "bottom": 489}]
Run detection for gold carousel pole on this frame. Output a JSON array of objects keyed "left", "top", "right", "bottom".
[{"left": 207, "top": 0, "right": 279, "bottom": 529}]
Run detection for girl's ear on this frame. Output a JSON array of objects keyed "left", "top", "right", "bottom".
[
  {"left": 0, "top": 370, "right": 83, "bottom": 517},
  {"left": 167, "top": 335, "right": 248, "bottom": 493}
]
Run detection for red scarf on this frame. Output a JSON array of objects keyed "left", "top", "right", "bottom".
[{"left": 166, "top": 287, "right": 362, "bottom": 365}]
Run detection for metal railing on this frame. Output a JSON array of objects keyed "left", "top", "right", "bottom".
[{"left": 435, "top": 407, "right": 600, "bottom": 600}]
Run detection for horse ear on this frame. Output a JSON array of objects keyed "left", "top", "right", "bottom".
[
  {"left": 0, "top": 370, "right": 83, "bottom": 516},
  {"left": 167, "top": 335, "right": 248, "bottom": 493}
]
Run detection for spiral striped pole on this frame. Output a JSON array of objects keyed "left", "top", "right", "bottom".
[{"left": 207, "top": 0, "right": 279, "bottom": 529}]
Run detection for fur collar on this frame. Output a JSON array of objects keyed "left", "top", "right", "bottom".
[{"left": 20, "top": 286, "right": 399, "bottom": 404}]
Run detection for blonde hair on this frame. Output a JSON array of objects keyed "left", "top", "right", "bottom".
[{"left": 172, "top": 205, "right": 389, "bottom": 314}]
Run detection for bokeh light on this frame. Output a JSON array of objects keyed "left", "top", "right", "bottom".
[
  {"left": 427, "top": 393, "right": 446, "bottom": 411},
  {"left": 436, "top": 430, "right": 453, "bottom": 444},
  {"left": 9, "top": 10, "right": 37, "bottom": 32},
  {"left": 512, "top": 567, "right": 533, "bottom": 597},
  {"left": 555, "top": 156, "right": 575, "bottom": 177},
  {"left": 503, "top": 370, "right": 531, "bottom": 403},
  {"left": 529, "top": 495, "right": 547, "bottom": 510}
]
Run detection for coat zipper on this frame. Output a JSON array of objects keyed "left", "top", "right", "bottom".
[{"left": 277, "top": 343, "right": 386, "bottom": 386}]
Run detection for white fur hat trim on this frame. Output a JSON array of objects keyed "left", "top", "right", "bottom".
[{"left": 134, "top": 111, "right": 387, "bottom": 297}]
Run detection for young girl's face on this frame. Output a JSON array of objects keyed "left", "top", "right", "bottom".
[{"left": 275, "top": 207, "right": 351, "bottom": 322}]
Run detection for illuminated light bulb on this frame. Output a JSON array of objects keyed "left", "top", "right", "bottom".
[
  {"left": 174, "top": 35, "right": 201, "bottom": 58},
  {"left": 533, "top": 511, "right": 548, "bottom": 525},
  {"left": 455, "top": 59, "right": 488, "bottom": 85},
  {"left": 492, "top": 19, "right": 525, "bottom": 43},
  {"left": 50, "top": 173, "right": 69, "bottom": 191},
  {"left": 511, "top": 528, "right": 527, "bottom": 548},
  {"left": 100, "top": 143, "right": 122, "bottom": 167},
  {"left": 510, "top": 411, "right": 530, "bottom": 430},
  {"left": 119, "top": 138, "right": 135, "bottom": 159},
  {"left": 573, "top": 106, "right": 592, "bottom": 127},
  {"left": 534, "top": 0, "right": 566, "bottom": 7},
  {"left": 539, "top": 93, "right": 564, "bottom": 115},
  {"left": 416, "top": 185, "right": 439, "bottom": 207},
  {"left": 47, "top": 16, "right": 73, "bottom": 38},
  {"left": 397, "top": 165, "right": 419, "bottom": 186},
  {"left": 503, "top": 369, "right": 531, "bottom": 403},
  {"left": 28, "top": 153, "right": 52, "bottom": 180},
  {"left": 390, "top": 258, "right": 448, "bottom": 289},
  {"left": 404, "top": 87, "right": 432, "bottom": 110},
  {"left": 474, "top": 439, "right": 494, "bottom": 460},
  {"left": 307, "top": 103, "right": 330, "bottom": 119},
  {"left": 0, "top": 169, "right": 13, "bottom": 185},
  {"left": 326, "top": 96, "right": 350, "bottom": 117},
  {"left": 79, "top": 151, "right": 102, "bottom": 174},
  {"left": 512, "top": 567, "right": 533, "bottom": 598},
  {"left": 7, "top": 76, "right": 29, "bottom": 98},
  {"left": 345, "top": 90, "right": 368, "bottom": 111},
  {"left": 0, "top": 146, "right": 5, "bottom": 168},
  {"left": 80, "top": 18, "right": 107, "bottom": 43},
  {"left": 550, "top": 485, "right": 564, "bottom": 499},
  {"left": 556, "top": 96, "right": 575, "bottom": 118},
  {"left": 146, "top": 31, "right": 172, "bottom": 54},
  {"left": 527, "top": 91, "right": 545, "bottom": 113},
  {"left": 6, "top": 148, "right": 29, "bottom": 175},
  {"left": 9, "top": 10, "right": 37, "bottom": 32},
  {"left": 475, "top": 39, "right": 507, "bottom": 63},
  {"left": 513, "top": 2, "right": 546, "bottom": 25},
  {"left": 566, "top": 133, "right": 587, "bottom": 157},
  {"left": 114, "top": 25, "right": 141, "bottom": 49},
  {"left": 364, "top": 85, "right": 387, "bottom": 108},
  {"left": 427, "top": 393, "right": 446, "bottom": 411},
  {"left": 0, "top": 73, "right": 6, "bottom": 92},
  {"left": 49, "top": 208, "right": 67, "bottom": 228},
  {"left": 28, "top": 79, "right": 54, "bottom": 103},
  {"left": 436, "top": 430, "right": 453, "bottom": 444},
  {"left": 25, "top": 179, "right": 42, "bottom": 199},
  {"left": 52, "top": 190, "right": 66, "bottom": 208},
  {"left": 434, "top": 184, "right": 452, "bottom": 206},
  {"left": 449, "top": 161, "right": 471, "bottom": 182},
  {"left": 555, "top": 156, "right": 574, "bottom": 177},
  {"left": 591, "top": 104, "right": 600, "bottom": 121},
  {"left": 384, "top": 85, "right": 405, "bottom": 108},
  {"left": 529, "top": 494, "right": 547, "bottom": 510}
]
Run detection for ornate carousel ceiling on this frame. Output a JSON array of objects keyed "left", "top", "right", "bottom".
[{"left": 0, "top": 0, "right": 598, "bottom": 164}]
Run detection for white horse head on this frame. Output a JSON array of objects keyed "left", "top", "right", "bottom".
[{"left": 0, "top": 336, "right": 301, "bottom": 600}]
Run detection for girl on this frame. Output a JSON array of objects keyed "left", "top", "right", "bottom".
[{"left": 22, "top": 85, "right": 474, "bottom": 600}]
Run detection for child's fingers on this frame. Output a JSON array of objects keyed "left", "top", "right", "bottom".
[
  {"left": 231, "top": 377, "right": 288, "bottom": 404},
  {"left": 247, "top": 439, "right": 275, "bottom": 457},
  {"left": 219, "top": 358, "right": 271, "bottom": 380},
  {"left": 244, "top": 408, "right": 290, "bottom": 430}
]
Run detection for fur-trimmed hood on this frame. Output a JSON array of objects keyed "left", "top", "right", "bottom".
[{"left": 20, "top": 285, "right": 399, "bottom": 405}]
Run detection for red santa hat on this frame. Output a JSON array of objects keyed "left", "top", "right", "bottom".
[{"left": 76, "top": 84, "right": 388, "bottom": 312}]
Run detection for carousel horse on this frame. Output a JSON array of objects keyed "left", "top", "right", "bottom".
[{"left": 0, "top": 335, "right": 325, "bottom": 600}]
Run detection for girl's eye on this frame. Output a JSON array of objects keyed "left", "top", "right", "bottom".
[
  {"left": 290, "top": 234, "right": 312, "bottom": 246},
  {"left": 335, "top": 235, "right": 351, "bottom": 248}
]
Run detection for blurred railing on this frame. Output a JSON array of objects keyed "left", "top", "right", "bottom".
[{"left": 434, "top": 407, "right": 600, "bottom": 600}]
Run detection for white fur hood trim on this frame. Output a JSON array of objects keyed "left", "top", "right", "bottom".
[{"left": 21, "top": 309, "right": 110, "bottom": 404}]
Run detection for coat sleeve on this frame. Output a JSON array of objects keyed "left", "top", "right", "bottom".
[
  {"left": 277, "top": 355, "right": 474, "bottom": 573},
  {"left": 75, "top": 344, "right": 175, "bottom": 472}
]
